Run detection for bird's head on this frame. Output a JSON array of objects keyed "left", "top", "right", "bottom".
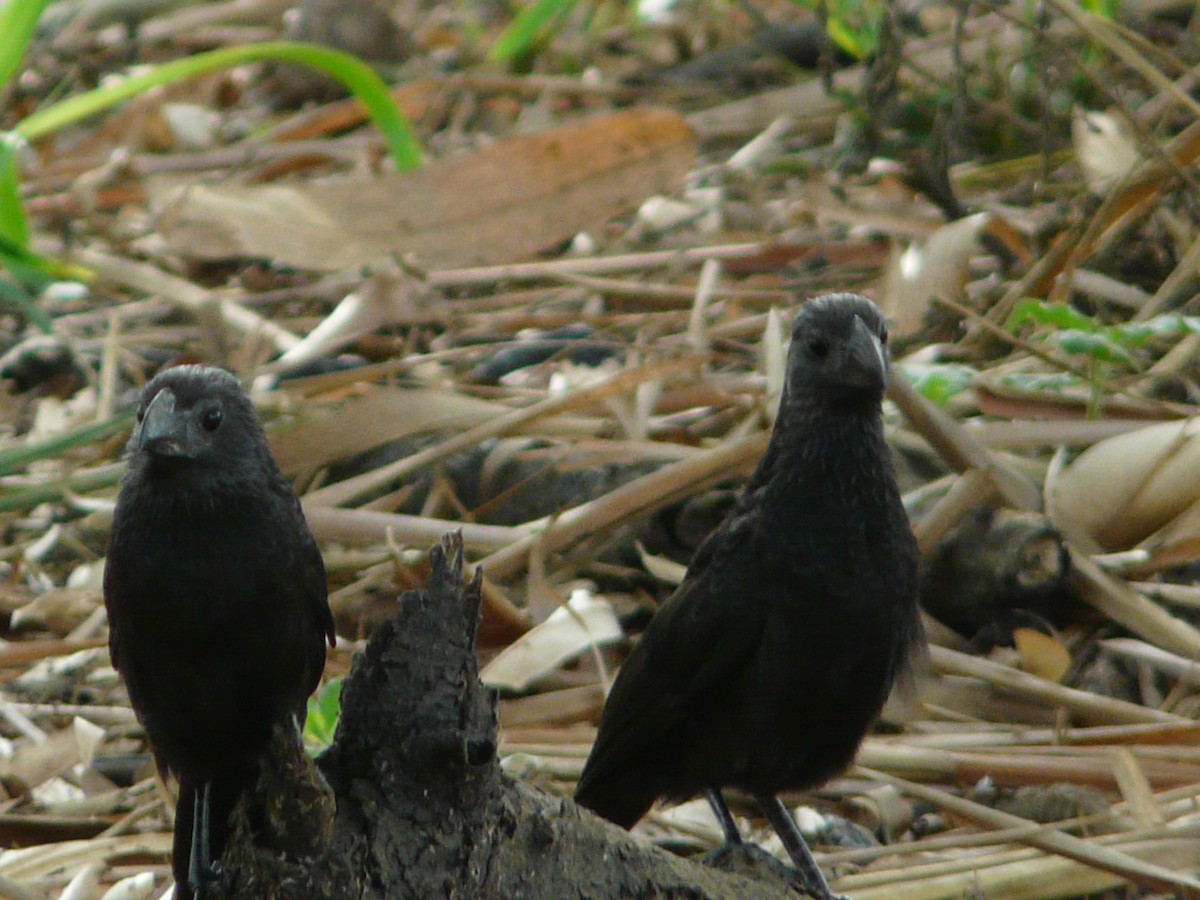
[
  {"left": 786, "top": 293, "right": 890, "bottom": 407},
  {"left": 130, "top": 366, "right": 268, "bottom": 475}
]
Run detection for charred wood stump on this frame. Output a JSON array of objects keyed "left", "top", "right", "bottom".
[{"left": 219, "top": 533, "right": 807, "bottom": 899}]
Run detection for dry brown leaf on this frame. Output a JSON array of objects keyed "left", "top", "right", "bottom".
[
  {"left": 98, "top": 872, "right": 158, "bottom": 900},
  {"left": 266, "top": 267, "right": 428, "bottom": 375},
  {"left": 1050, "top": 419, "right": 1200, "bottom": 550},
  {"left": 151, "top": 108, "right": 697, "bottom": 271},
  {"left": 1013, "top": 627, "right": 1071, "bottom": 683},
  {"left": 60, "top": 861, "right": 104, "bottom": 900},
  {"left": 1128, "top": 480, "right": 1200, "bottom": 572},
  {"left": 269, "top": 387, "right": 556, "bottom": 475},
  {"left": 878, "top": 212, "right": 993, "bottom": 339},
  {"left": 636, "top": 542, "right": 686, "bottom": 585},
  {"left": 9, "top": 588, "right": 100, "bottom": 635},
  {"left": 1073, "top": 108, "right": 1142, "bottom": 195},
  {"left": 0, "top": 727, "right": 83, "bottom": 795},
  {"left": 761, "top": 306, "right": 786, "bottom": 422},
  {"left": 498, "top": 685, "right": 604, "bottom": 729},
  {"left": 480, "top": 590, "right": 622, "bottom": 693},
  {"left": 0, "top": 834, "right": 173, "bottom": 884}
]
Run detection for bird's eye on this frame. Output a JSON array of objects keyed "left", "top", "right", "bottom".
[
  {"left": 200, "top": 407, "right": 223, "bottom": 432},
  {"left": 807, "top": 338, "right": 830, "bottom": 359},
  {"left": 136, "top": 406, "right": 145, "bottom": 423},
  {"left": 880, "top": 328, "right": 889, "bottom": 345}
]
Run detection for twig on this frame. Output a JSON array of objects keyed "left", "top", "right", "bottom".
[
  {"left": 478, "top": 432, "right": 768, "bottom": 582},
  {"left": 302, "top": 357, "right": 704, "bottom": 508},
  {"left": 928, "top": 645, "right": 1184, "bottom": 725},
  {"left": 857, "top": 767, "right": 1200, "bottom": 897},
  {"left": 887, "top": 372, "right": 1042, "bottom": 510}
]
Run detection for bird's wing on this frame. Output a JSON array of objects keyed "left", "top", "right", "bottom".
[
  {"left": 579, "top": 495, "right": 766, "bottom": 784},
  {"left": 102, "top": 515, "right": 130, "bottom": 672},
  {"left": 297, "top": 505, "right": 336, "bottom": 649},
  {"left": 279, "top": 485, "right": 336, "bottom": 650}
]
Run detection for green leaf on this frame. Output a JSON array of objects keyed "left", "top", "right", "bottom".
[
  {"left": 994, "top": 371, "right": 1084, "bottom": 393},
  {"left": 896, "top": 363, "right": 976, "bottom": 407},
  {"left": 0, "top": 229, "right": 92, "bottom": 280},
  {"left": 1116, "top": 314, "right": 1200, "bottom": 345},
  {"left": 489, "top": 0, "right": 582, "bottom": 63},
  {"left": 825, "top": 19, "right": 865, "bottom": 58},
  {"left": 0, "top": 274, "right": 52, "bottom": 334},
  {"left": 0, "top": 134, "right": 30, "bottom": 247},
  {"left": 0, "top": 0, "right": 52, "bottom": 93},
  {"left": 1049, "top": 329, "right": 1132, "bottom": 363},
  {"left": 16, "top": 41, "right": 421, "bottom": 171},
  {"left": 303, "top": 676, "right": 344, "bottom": 753},
  {"left": 783, "top": 0, "right": 880, "bottom": 59},
  {"left": 1006, "top": 299, "right": 1099, "bottom": 334},
  {"left": 1081, "top": 0, "right": 1118, "bottom": 17}
]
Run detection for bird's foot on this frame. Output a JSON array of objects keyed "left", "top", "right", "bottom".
[
  {"left": 756, "top": 794, "right": 846, "bottom": 900},
  {"left": 785, "top": 871, "right": 847, "bottom": 900},
  {"left": 188, "top": 861, "right": 222, "bottom": 899},
  {"left": 188, "top": 781, "right": 221, "bottom": 899},
  {"left": 703, "top": 840, "right": 797, "bottom": 886}
]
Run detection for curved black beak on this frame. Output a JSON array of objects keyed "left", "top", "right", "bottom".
[
  {"left": 839, "top": 315, "right": 887, "bottom": 390},
  {"left": 137, "top": 388, "right": 192, "bottom": 458}
]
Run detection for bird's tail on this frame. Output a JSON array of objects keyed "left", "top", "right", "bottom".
[{"left": 574, "top": 771, "right": 658, "bottom": 830}]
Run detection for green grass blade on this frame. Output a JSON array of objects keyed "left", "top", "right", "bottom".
[
  {"left": 0, "top": 229, "right": 92, "bottom": 281},
  {"left": 489, "top": 0, "right": 581, "bottom": 63},
  {"left": 303, "top": 676, "right": 343, "bottom": 753},
  {"left": 0, "top": 0, "right": 53, "bottom": 92},
  {"left": 15, "top": 41, "right": 421, "bottom": 170},
  {"left": 0, "top": 412, "right": 134, "bottom": 477},
  {"left": 0, "top": 135, "right": 30, "bottom": 246},
  {"left": 0, "top": 274, "right": 53, "bottom": 334},
  {"left": 0, "top": 464, "right": 124, "bottom": 514}
]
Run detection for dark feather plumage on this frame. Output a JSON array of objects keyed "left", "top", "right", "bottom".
[
  {"left": 575, "top": 294, "right": 922, "bottom": 894},
  {"left": 104, "top": 366, "right": 334, "bottom": 898}
]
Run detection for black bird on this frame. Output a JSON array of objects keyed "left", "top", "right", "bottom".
[
  {"left": 574, "top": 294, "right": 922, "bottom": 899},
  {"left": 104, "top": 366, "right": 335, "bottom": 899}
]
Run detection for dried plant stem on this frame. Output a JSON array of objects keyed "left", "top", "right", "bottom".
[
  {"left": 478, "top": 432, "right": 768, "bottom": 582},
  {"left": 302, "top": 357, "right": 704, "bottom": 508},
  {"left": 929, "top": 646, "right": 1184, "bottom": 725},
  {"left": 1071, "top": 549, "right": 1200, "bottom": 659},
  {"left": 72, "top": 247, "right": 300, "bottom": 354},
  {"left": 856, "top": 767, "right": 1200, "bottom": 897},
  {"left": 888, "top": 373, "right": 1042, "bottom": 510}
]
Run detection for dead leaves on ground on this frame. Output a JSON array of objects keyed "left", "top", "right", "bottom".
[
  {"left": 151, "top": 108, "right": 697, "bottom": 271},
  {"left": 6, "top": 1, "right": 1200, "bottom": 898}
]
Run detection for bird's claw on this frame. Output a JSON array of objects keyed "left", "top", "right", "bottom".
[
  {"left": 786, "top": 879, "right": 845, "bottom": 900},
  {"left": 188, "top": 860, "right": 222, "bottom": 899},
  {"left": 786, "top": 871, "right": 847, "bottom": 900}
]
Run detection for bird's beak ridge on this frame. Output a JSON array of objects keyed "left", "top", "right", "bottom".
[
  {"left": 137, "top": 389, "right": 191, "bottom": 457},
  {"left": 842, "top": 316, "right": 887, "bottom": 390}
]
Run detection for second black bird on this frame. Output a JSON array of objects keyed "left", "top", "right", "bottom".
[
  {"left": 575, "top": 294, "right": 922, "bottom": 899},
  {"left": 104, "top": 366, "right": 335, "bottom": 899}
]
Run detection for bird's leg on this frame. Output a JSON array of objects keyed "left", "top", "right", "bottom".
[
  {"left": 756, "top": 794, "right": 843, "bottom": 900},
  {"left": 705, "top": 788, "right": 743, "bottom": 845},
  {"left": 187, "top": 781, "right": 219, "bottom": 898}
]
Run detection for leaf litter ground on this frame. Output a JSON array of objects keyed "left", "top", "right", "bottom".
[{"left": 4, "top": 1, "right": 1200, "bottom": 897}]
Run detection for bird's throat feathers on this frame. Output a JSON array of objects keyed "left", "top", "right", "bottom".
[
  {"left": 761, "top": 400, "right": 896, "bottom": 517},
  {"left": 123, "top": 451, "right": 279, "bottom": 521}
]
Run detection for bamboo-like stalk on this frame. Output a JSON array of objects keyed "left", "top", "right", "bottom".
[
  {"left": 477, "top": 431, "right": 768, "bottom": 582},
  {"left": 857, "top": 768, "right": 1200, "bottom": 897},
  {"left": 838, "top": 837, "right": 1200, "bottom": 900},
  {"left": 887, "top": 373, "right": 1042, "bottom": 510},
  {"left": 303, "top": 357, "right": 705, "bottom": 508},
  {"left": 929, "top": 646, "right": 1184, "bottom": 725}
]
